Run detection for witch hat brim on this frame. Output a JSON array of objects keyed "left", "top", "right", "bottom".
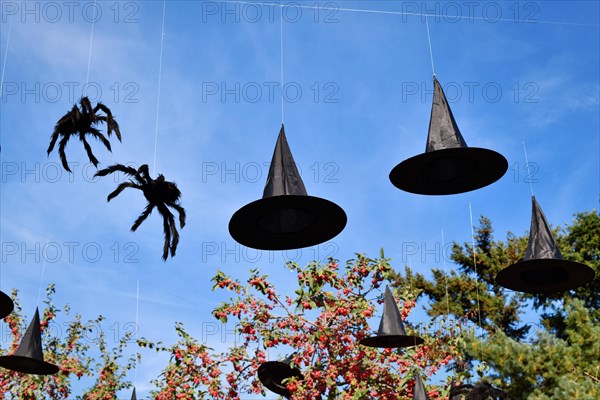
[
  {"left": 258, "top": 360, "right": 303, "bottom": 397},
  {"left": 0, "top": 308, "right": 59, "bottom": 375},
  {"left": 390, "top": 77, "right": 507, "bottom": 195},
  {"left": 229, "top": 124, "right": 346, "bottom": 250},
  {"left": 0, "top": 291, "right": 14, "bottom": 319},
  {"left": 390, "top": 147, "right": 507, "bottom": 195},
  {"left": 496, "top": 258, "right": 595, "bottom": 294},
  {"left": 496, "top": 196, "right": 595, "bottom": 293},
  {"left": 360, "top": 286, "right": 424, "bottom": 348},
  {"left": 229, "top": 194, "right": 347, "bottom": 250},
  {"left": 360, "top": 334, "right": 424, "bottom": 348},
  {"left": 0, "top": 355, "right": 59, "bottom": 375}
]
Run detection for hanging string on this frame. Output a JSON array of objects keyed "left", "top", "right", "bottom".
[
  {"left": 279, "top": 5, "right": 285, "bottom": 124},
  {"left": 134, "top": 280, "right": 140, "bottom": 388},
  {"left": 407, "top": 256, "right": 418, "bottom": 349},
  {"left": 85, "top": 0, "right": 98, "bottom": 88},
  {"left": 522, "top": 140, "right": 535, "bottom": 197},
  {"left": 152, "top": 0, "right": 167, "bottom": 176},
  {"left": 0, "top": 13, "right": 14, "bottom": 293},
  {"left": 36, "top": 239, "right": 50, "bottom": 306},
  {"left": 441, "top": 229, "right": 451, "bottom": 318},
  {"left": 0, "top": 12, "right": 13, "bottom": 98},
  {"left": 219, "top": 1, "right": 598, "bottom": 27},
  {"left": 468, "top": 203, "right": 485, "bottom": 361},
  {"left": 425, "top": 16, "right": 436, "bottom": 77}
]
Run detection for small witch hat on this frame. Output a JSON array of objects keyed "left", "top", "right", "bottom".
[
  {"left": 0, "top": 291, "right": 14, "bottom": 319},
  {"left": 496, "top": 196, "right": 595, "bottom": 293},
  {"left": 360, "top": 286, "right": 424, "bottom": 348},
  {"left": 257, "top": 354, "right": 303, "bottom": 397},
  {"left": 131, "top": 387, "right": 137, "bottom": 400},
  {"left": 414, "top": 372, "right": 431, "bottom": 400},
  {"left": 0, "top": 308, "right": 59, "bottom": 375},
  {"left": 389, "top": 77, "right": 507, "bottom": 195},
  {"left": 229, "top": 124, "right": 347, "bottom": 250}
]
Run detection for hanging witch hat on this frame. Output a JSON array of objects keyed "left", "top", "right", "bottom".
[
  {"left": 0, "top": 291, "right": 14, "bottom": 319},
  {"left": 413, "top": 372, "right": 431, "bottom": 400},
  {"left": 360, "top": 286, "right": 424, "bottom": 348},
  {"left": 257, "top": 354, "right": 303, "bottom": 397},
  {"left": 229, "top": 124, "right": 347, "bottom": 250},
  {"left": 390, "top": 77, "right": 507, "bottom": 195},
  {"left": 496, "top": 196, "right": 595, "bottom": 293},
  {"left": 0, "top": 308, "right": 59, "bottom": 375},
  {"left": 131, "top": 387, "right": 137, "bottom": 400}
]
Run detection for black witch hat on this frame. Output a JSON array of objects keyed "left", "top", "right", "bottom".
[
  {"left": 496, "top": 196, "right": 595, "bottom": 293},
  {"left": 257, "top": 354, "right": 303, "bottom": 397},
  {"left": 0, "top": 308, "right": 59, "bottom": 375},
  {"left": 360, "top": 286, "right": 424, "bottom": 348},
  {"left": 0, "top": 291, "right": 14, "bottom": 319},
  {"left": 131, "top": 387, "right": 137, "bottom": 400},
  {"left": 389, "top": 77, "right": 507, "bottom": 195},
  {"left": 229, "top": 124, "right": 347, "bottom": 250},
  {"left": 413, "top": 372, "right": 431, "bottom": 400}
]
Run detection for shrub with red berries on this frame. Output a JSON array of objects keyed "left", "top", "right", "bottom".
[{"left": 145, "top": 252, "right": 465, "bottom": 399}]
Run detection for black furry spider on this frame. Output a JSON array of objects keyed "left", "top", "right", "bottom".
[
  {"left": 95, "top": 164, "right": 186, "bottom": 261},
  {"left": 48, "top": 97, "right": 121, "bottom": 172}
]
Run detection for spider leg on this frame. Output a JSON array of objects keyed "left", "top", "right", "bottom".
[
  {"left": 168, "top": 202, "right": 186, "bottom": 228},
  {"left": 95, "top": 164, "right": 141, "bottom": 179},
  {"left": 80, "top": 134, "right": 100, "bottom": 167},
  {"left": 106, "top": 181, "right": 141, "bottom": 202},
  {"left": 131, "top": 203, "right": 154, "bottom": 231},
  {"left": 47, "top": 129, "right": 60, "bottom": 155},
  {"left": 94, "top": 102, "right": 122, "bottom": 141},
  {"left": 156, "top": 204, "right": 173, "bottom": 261},
  {"left": 137, "top": 164, "right": 152, "bottom": 184},
  {"left": 58, "top": 135, "right": 72, "bottom": 172},
  {"left": 81, "top": 97, "right": 93, "bottom": 116},
  {"left": 87, "top": 127, "right": 112, "bottom": 152},
  {"left": 169, "top": 216, "right": 179, "bottom": 257},
  {"left": 49, "top": 108, "right": 76, "bottom": 153},
  {"left": 158, "top": 204, "right": 180, "bottom": 257}
]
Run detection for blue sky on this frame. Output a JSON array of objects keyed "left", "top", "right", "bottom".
[{"left": 0, "top": 1, "right": 598, "bottom": 398}]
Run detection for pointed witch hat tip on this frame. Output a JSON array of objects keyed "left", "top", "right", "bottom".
[
  {"left": 258, "top": 355, "right": 303, "bottom": 397},
  {"left": 360, "top": 286, "right": 424, "bottom": 348},
  {"left": 0, "top": 307, "right": 59, "bottom": 375},
  {"left": 229, "top": 125, "right": 347, "bottom": 250},
  {"left": 496, "top": 196, "right": 595, "bottom": 293},
  {"left": 0, "top": 290, "right": 14, "bottom": 319},
  {"left": 390, "top": 76, "right": 507, "bottom": 195},
  {"left": 413, "top": 372, "right": 431, "bottom": 400},
  {"left": 131, "top": 387, "right": 137, "bottom": 400}
]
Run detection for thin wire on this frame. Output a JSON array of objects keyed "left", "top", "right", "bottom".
[
  {"left": 134, "top": 280, "right": 140, "bottom": 387},
  {"left": 407, "top": 257, "right": 418, "bottom": 349},
  {"left": 36, "top": 239, "right": 50, "bottom": 306},
  {"left": 219, "top": 1, "right": 599, "bottom": 27},
  {"left": 153, "top": 0, "right": 167, "bottom": 176},
  {"left": 279, "top": 6, "right": 285, "bottom": 124},
  {"left": 425, "top": 16, "right": 436, "bottom": 77},
  {"left": 469, "top": 203, "right": 484, "bottom": 361},
  {"left": 85, "top": 0, "right": 98, "bottom": 87},
  {"left": 441, "top": 229, "right": 450, "bottom": 318},
  {"left": 522, "top": 140, "right": 535, "bottom": 197},
  {"left": 0, "top": 13, "right": 13, "bottom": 291},
  {"left": 0, "top": 13, "right": 13, "bottom": 98}
]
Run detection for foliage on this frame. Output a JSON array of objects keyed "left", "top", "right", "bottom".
[
  {"left": 141, "top": 252, "right": 464, "bottom": 399},
  {"left": 406, "top": 210, "right": 599, "bottom": 399},
  {"left": 0, "top": 285, "right": 136, "bottom": 399}
]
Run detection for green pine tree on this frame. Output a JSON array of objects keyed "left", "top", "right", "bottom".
[{"left": 392, "top": 210, "right": 599, "bottom": 399}]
